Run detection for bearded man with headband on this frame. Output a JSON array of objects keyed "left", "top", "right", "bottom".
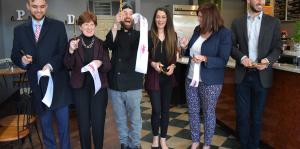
[{"left": 104, "top": 2, "right": 144, "bottom": 149}]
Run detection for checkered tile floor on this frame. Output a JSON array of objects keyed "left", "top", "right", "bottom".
[{"left": 140, "top": 92, "right": 270, "bottom": 149}]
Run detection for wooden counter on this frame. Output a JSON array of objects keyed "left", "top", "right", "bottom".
[
  {"left": 0, "top": 67, "right": 26, "bottom": 76},
  {"left": 216, "top": 67, "right": 300, "bottom": 149}
]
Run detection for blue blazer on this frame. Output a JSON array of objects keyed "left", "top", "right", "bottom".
[
  {"left": 185, "top": 25, "right": 232, "bottom": 85},
  {"left": 11, "top": 17, "right": 72, "bottom": 114}
]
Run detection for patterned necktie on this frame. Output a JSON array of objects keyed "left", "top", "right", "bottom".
[{"left": 35, "top": 24, "right": 41, "bottom": 42}]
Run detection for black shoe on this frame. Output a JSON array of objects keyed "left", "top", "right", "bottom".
[
  {"left": 127, "top": 146, "right": 141, "bottom": 149},
  {"left": 151, "top": 146, "right": 160, "bottom": 149},
  {"left": 121, "top": 144, "right": 127, "bottom": 149}
]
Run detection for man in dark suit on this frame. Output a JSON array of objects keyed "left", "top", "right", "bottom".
[
  {"left": 231, "top": 0, "right": 281, "bottom": 149},
  {"left": 11, "top": 0, "right": 72, "bottom": 148}
]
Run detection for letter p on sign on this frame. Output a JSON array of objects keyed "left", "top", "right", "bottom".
[{"left": 16, "top": 10, "right": 25, "bottom": 20}]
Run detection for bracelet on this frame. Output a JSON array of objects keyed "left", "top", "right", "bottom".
[
  {"left": 171, "top": 64, "right": 176, "bottom": 69},
  {"left": 180, "top": 45, "right": 187, "bottom": 50},
  {"left": 263, "top": 58, "right": 270, "bottom": 65},
  {"left": 204, "top": 56, "right": 208, "bottom": 62}
]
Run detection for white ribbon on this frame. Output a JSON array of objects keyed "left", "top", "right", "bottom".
[
  {"left": 190, "top": 63, "right": 200, "bottom": 87},
  {"left": 37, "top": 69, "right": 53, "bottom": 108},
  {"left": 132, "top": 13, "right": 149, "bottom": 74},
  {"left": 81, "top": 61, "right": 101, "bottom": 95}
]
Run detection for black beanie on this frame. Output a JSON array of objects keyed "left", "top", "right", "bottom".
[{"left": 121, "top": 2, "right": 134, "bottom": 12}]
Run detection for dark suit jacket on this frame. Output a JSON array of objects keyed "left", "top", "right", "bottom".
[
  {"left": 184, "top": 26, "right": 232, "bottom": 85},
  {"left": 64, "top": 36, "right": 111, "bottom": 89},
  {"left": 105, "top": 29, "right": 144, "bottom": 91},
  {"left": 231, "top": 14, "right": 282, "bottom": 88},
  {"left": 11, "top": 17, "right": 72, "bottom": 114}
]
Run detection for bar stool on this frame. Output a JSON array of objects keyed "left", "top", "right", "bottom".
[{"left": 0, "top": 74, "right": 42, "bottom": 148}]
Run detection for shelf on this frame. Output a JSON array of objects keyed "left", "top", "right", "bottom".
[{"left": 274, "top": 0, "right": 300, "bottom": 21}]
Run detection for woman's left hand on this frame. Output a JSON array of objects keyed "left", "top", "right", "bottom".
[{"left": 165, "top": 64, "right": 176, "bottom": 76}]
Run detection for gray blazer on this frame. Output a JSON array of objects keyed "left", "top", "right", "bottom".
[{"left": 231, "top": 14, "right": 282, "bottom": 88}]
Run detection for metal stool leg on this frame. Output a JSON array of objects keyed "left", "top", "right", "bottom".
[
  {"left": 28, "top": 133, "right": 34, "bottom": 149},
  {"left": 34, "top": 123, "right": 43, "bottom": 148}
]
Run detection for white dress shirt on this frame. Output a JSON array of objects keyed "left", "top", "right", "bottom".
[{"left": 247, "top": 12, "right": 263, "bottom": 63}]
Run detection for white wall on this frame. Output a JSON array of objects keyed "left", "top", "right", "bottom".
[
  {"left": 135, "top": 0, "right": 141, "bottom": 13},
  {"left": 221, "top": 0, "right": 246, "bottom": 28},
  {"left": 1, "top": 0, "right": 27, "bottom": 58}
]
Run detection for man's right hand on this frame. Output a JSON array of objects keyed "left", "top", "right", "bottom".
[
  {"left": 115, "top": 12, "right": 124, "bottom": 24},
  {"left": 112, "top": 12, "right": 123, "bottom": 31},
  {"left": 69, "top": 39, "right": 80, "bottom": 54},
  {"left": 241, "top": 57, "right": 253, "bottom": 67},
  {"left": 111, "top": 12, "right": 124, "bottom": 41},
  {"left": 21, "top": 55, "right": 33, "bottom": 65}
]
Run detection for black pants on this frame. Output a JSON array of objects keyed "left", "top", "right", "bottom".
[
  {"left": 235, "top": 71, "right": 268, "bottom": 149},
  {"left": 73, "top": 74, "right": 108, "bottom": 149},
  {"left": 148, "top": 76, "right": 172, "bottom": 138}
]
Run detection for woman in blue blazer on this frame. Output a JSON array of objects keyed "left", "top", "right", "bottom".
[{"left": 179, "top": 3, "right": 232, "bottom": 149}]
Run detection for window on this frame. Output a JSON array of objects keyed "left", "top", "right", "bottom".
[{"left": 89, "top": 0, "right": 135, "bottom": 16}]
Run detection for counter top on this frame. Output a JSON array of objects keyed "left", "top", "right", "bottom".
[
  {"left": 177, "top": 56, "right": 300, "bottom": 74},
  {"left": 272, "top": 63, "right": 300, "bottom": 73},
  {"left": 282, "top": 50, "right": 300, "bottom": 57},
  {"left": 226, "top": 60, "right": 300, "bottom": 74}
]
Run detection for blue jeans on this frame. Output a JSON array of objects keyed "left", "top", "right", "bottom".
[
  {"left": 109, "top": 89, "right": 142, "bottom": 148},
  {"left": 235, "top": 71, "right": 268, "bottom": 149},
  {"left": 39, "top": 105, "right": 70, "bottom": 149}
]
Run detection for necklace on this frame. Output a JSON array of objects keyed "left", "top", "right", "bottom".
[
  {"left": 81, "top": 37, "right": 95, "bottom": 48},
  {"left": 160, "top": 41, "right": 163, "bottom": 53}
]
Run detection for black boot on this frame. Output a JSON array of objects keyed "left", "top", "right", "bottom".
[
  {"left": 121, "top": 144, "right": 127, "bottom": 149},
  {"left": 127, "top": 146, "right": 141, "bottom": 149}
]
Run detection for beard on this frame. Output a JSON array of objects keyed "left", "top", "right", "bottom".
[
  {"left": 121, "top": 21, "right": 134, "bottom": 30},
  {"left": 250, "top": 4, "right": 262, "bottom": 13}
]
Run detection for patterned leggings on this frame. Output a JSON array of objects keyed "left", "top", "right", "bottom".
[{"left": 185, "top": 79, "right": 222, "bottom": 146}]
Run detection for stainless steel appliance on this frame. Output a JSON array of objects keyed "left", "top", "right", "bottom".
[
  {"left": 166, "top": 5, "right": 199, "bottom": 40},
  {"left": 278, "top": 51, "right": 300, "bottom": 66}
]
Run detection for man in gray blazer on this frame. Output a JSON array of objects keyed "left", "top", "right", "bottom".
[{"left": 231, "top": 0, "right": 281, "bottom": 148}]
